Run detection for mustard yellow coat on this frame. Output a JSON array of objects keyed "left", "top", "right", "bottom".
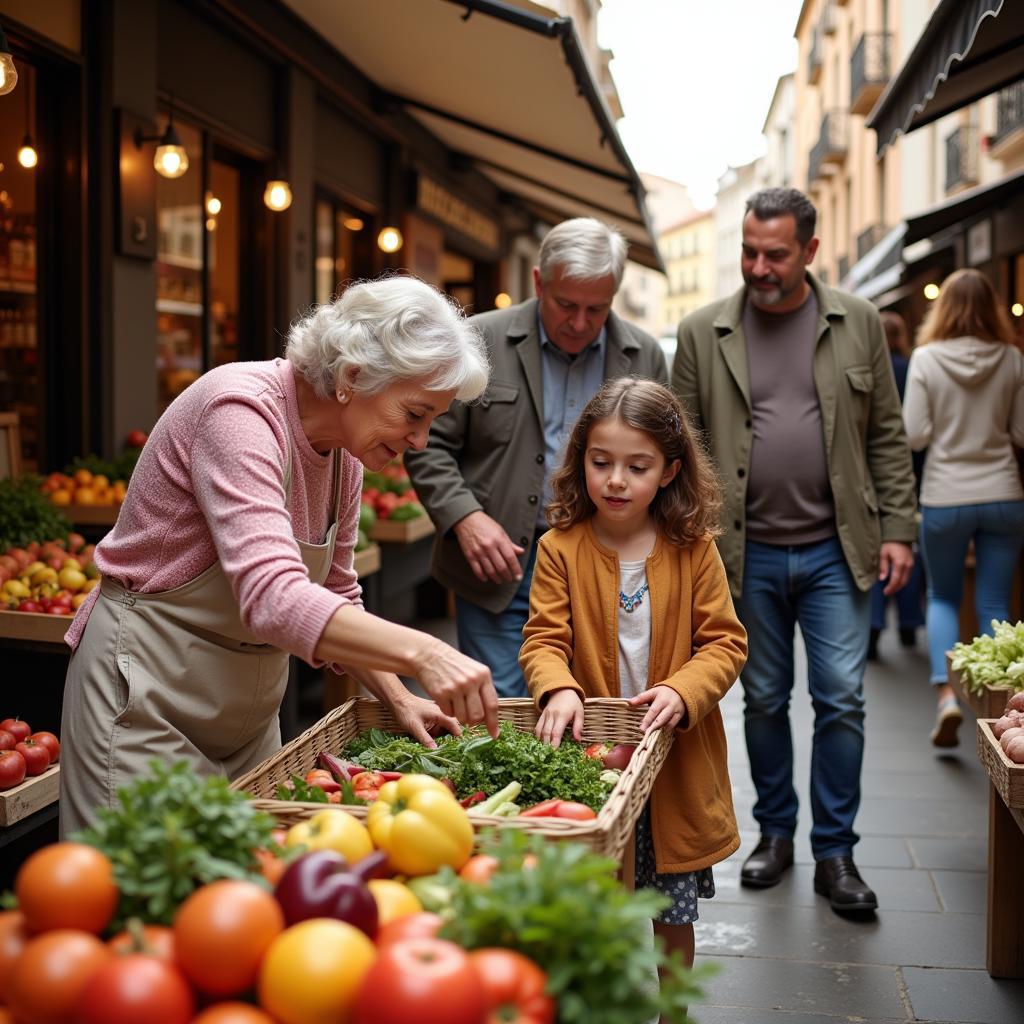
[{"left": 520, "top": 520, "right": 747, "bottom": 872}]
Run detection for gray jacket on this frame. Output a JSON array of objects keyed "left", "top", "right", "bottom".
[{"left": 406, "top": 298, "right": 668, "bottom": 612}]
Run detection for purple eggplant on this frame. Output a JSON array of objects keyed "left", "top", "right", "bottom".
[{"left": 274, "top": 848, "right": 388, "bottom": 936}]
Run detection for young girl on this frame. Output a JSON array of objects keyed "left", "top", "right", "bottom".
[{"left": 520, "top": 377, "right": 746, "bottom": 974}]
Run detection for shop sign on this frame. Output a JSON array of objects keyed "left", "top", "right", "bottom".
[
  {"left": 416, "top": 175, "right": 500, "bottom": 254},
  {"left": 967, "top": 219, "right": 992, "bottom": 266}
]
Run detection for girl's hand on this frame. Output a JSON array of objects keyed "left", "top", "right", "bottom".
[
  {"left": 628, "top": 685, "right": 686, "bottom": 732},
  {"left": 535, "top": 688, "right": 585, "bottom": 748}
]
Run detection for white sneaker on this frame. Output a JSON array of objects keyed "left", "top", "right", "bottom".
[{"left": 931, "top": 699, "right": 963, "bottom": 748}]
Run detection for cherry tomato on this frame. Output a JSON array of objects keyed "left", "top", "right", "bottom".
[
  {"left": 173, "top": 880, "right": 284, "bottom": 996},
  {"left": 191, "top": 1004, "right": 278, "bottom": 1024},
  {"left": 16, "top": 842, "right": 119, "bottom": 935},
  {"left": 469, "top": 948, "right": 556, "bottom": 1024},
  {"left": 0, "top": 718, "right": 31, "bottom": 741},
  {"left": 29, "top": 730, "right": 61, "bottom": 763},
  {"left": 375, "top": 911, "right": 443, "bottom": 947},
  {"left": 107, "top": 923, "right": 176, "bottom": 962},
  {"left": 459, "top": 854, "right": 499, "bottom": 884},
  {"left": 0, "top": 750, "right": 26, "bottom": 789},
  {"left": 351, "top": 937, "right": 485, "bottom": 1024},
  {"left": 15, "top": 738, "right": 51, "bottom": 776},
  {"left": 6, "top": 929, "right": 112, "bottom": 1022},
  {"left": 0, "top": 910, "right": 29, "bottom": 996},
  {"left": 73, "top": 952, "right": 194, "bottom": 1024}
]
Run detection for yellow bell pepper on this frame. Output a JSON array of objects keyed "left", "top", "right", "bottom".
[
  {"left": 285, "top": 807, "right": 374, "bottom": 863},
  {"left": 366, "top": 773, "right": 474, "bottom": 876}
]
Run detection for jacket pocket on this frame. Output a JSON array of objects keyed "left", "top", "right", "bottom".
[
  {"left": 113, "top": 654, "right": 134, "bottom": 723},
  {"left": 845, "top": 366, "right": 872, "bottom": 393},
  {"left": 473, "top": 380, "right": 520, "bottom": 444},
  {"left": 861, "top": 485, "right": 878, "bottom": 513}
]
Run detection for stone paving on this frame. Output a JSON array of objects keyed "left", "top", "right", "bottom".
[{"left": 695, "top": 626, "right": 1024, "bottom": 1024}]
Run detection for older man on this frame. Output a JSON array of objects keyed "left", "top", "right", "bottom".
[
  {"left": 672, "top": 188, "right": 917, "bottom": 914},
  {"left": 406, "top": 217, "right": 667, "bottom": 697}
]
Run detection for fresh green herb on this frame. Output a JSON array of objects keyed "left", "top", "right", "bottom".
[
  {"left": 75, "top": 760, "right": 277, "bottom": 930},
  {"left": 439, "top": 829, "right": 710, "bottom": 1024},
  {"left": 338, "top": 777, "right": 368, "bottom": 806},
  {"left": 275, "top": 775, "right": 329, "bottom": 803},
  {"left": 0, "top": 475, "right": 71, "bottom": 550},
  {"left": 342, "top": 727, "right": 464, "bottom": 778},
  {"left": 951, "top": 620, "right": 1024, "bottom": 693}
]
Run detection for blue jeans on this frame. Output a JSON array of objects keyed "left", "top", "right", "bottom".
[
  {"left": 735, "top": 537, "right": 871, "bottom": 861},
  {"left": 919, "top": 501, "right": 1024, "bottom": 685},
  {"left": 869, "top": 555, "right": 925, "bottom": 631},
  {"left": 454, "top": 539, "right": 539, "bottom": 698}
]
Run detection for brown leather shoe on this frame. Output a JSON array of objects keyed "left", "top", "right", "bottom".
[
  {"left": 813, "top": 856, "right": 878, "bottom": 913},
  {"left": 740, "top": 835, "right": 794, "bottom": 888}
]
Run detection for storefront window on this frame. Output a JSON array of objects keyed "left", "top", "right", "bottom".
[
  {"left": 0, "top": 61, "right": 39, "bottom": 469},
  {"left": 314, "top": 196, "right": 375, "bottom": 305},
  {"left": 207, "top": 160, "right": 240, "bottom": 368}
]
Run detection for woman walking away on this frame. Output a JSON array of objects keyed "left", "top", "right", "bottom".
[
  {"left": 520, "top": 377, "right": 746, "bottom": 988},
  {"left": 903, "top": 269, "right": 1024, "bottom": 747}
]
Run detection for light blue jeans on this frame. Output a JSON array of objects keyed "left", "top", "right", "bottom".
[
  {"left": 454, "top": 538, "right": 539, "bottom": 699},
  {"left": 919, "top": 501, "right": 1024, "bottom": 685},
  {"left": 735, "top": 537, "right": 871, "bottom": 860}
]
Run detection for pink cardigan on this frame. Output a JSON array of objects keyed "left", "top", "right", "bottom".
[{"left": 66, "top": 359, "right": 363, "bottom": 665}]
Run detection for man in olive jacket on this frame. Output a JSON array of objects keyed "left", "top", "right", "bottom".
[
  {"left": 672, "top": 188, "right": 917, "bottom": 915},
  {"left": 406, "top": 217, "right": 667, "bottom": 697}
]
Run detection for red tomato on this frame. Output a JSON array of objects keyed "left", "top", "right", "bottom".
[
  {"left": 0, "top": 750, "right": 26, "bottom": 789},
  {"left": 6, "top": 929, "right": 112, "bottom": 1022},
  {"left": 0, "top": 729, "right": 16, "bottom": 751},
  {"left": 469, "top": 948, "right": 556, "bottom": 1024},
  {"left": 125, "top": 429, "right": 149, "bottom": 448},
  {"left": 30, "top": 730, "right": 61, "bottom": 763},
  {"left": 73, "top": 953, "right": 194, "bottom": 1024},
  {"left": 173, "top": 880, "right": 284, "bottom": 996},
  {"left": 107, "top": 924, "right": 176, "bottom": 962},
  {"left": 459, "top": 854, "right": 499, "bottom": 884},
  {"left": 191, "top": 1004, "right": 278, "bottom": 1024},
  {"left": 0, "top": 718, "right": 31, "bottom": 742},
  {"left": 550, "top": 801, "right": 597, "bottom": 821},
  {"left": 351, "top": 937, "right": 485, "bottom": 1024},
  {"left": 0, "top": 910, "right": 29, "bottom": 996},
  {"left": 15, "top": 842, "right": 119, "bottom": 934},
  {"left": 16, "top": 600, "right": 42, "bottom": 613},
  {"left": 375, "top": 911, "right": 443, "bottom": 947},
  {"left": 15, "top": 738, "right": 51, "bottom": 776}
]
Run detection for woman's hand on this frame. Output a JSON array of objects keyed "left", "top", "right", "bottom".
[
  {"left": 628, "top": 684, "right": 686, "bottom": 732},
  {"left": 535, "top": 688, "right": 585, "bottom": 748},
  {"left": 416, "top": 639, "right": 500, "bottom": 737},
  {"left": 390, "top": 693, "right": 462, "bottom": 749}
]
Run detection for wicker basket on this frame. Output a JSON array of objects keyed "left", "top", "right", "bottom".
[
  {"left": 977, "top": 720, "right": 1024, "bottom": 810},
  {"left": 231, "top": 696, "right": 674, "bottom": 861}
]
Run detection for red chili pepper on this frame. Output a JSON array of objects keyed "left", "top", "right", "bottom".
[
  {"left": 518, "top": 799, "right": 564, "bottom": 818},
  {"left": 459, "top": 791, "right": 487, "bottom": 808}
]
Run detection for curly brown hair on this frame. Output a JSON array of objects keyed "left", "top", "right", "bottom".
[{"left": 546, "top": 377, "right": 722, "bottom": 547}]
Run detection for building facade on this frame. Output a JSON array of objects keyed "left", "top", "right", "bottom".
[
  {"left": 659, "top": 209, "right": 715, "bottom": 334},
  {"left": 714, "top": 159, "right": 759, "bottom": 299}
]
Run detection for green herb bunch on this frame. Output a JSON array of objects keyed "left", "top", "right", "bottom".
[
  {"left": 75, "top": 760, "right": 277, "bottom": 929},
  {"left": 64, "top": 447, "right": 142, "bottom": 483},
  {"left": 0, "top": 475, "right": 71, "bottom": 549},
  {"left": 439, "top": 829, "right": 710, "bottom": 1024}
]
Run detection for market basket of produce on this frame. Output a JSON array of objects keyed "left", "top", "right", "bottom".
[{"left": 232, "top": 696, "right": 674, "bottom": 861}]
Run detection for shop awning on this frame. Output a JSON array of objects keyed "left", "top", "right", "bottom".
[
  {"left": 903, "top": 167, "right": 1024, "bottom": 245},
  {"left": 839, "top": 223, "right": 906, "bottom": 295},
  {"left": 280, "top": 0, "right": 662, "bottom": 269},
  {"left": 868, "top": 0, "right": 1024, "bottom": 155}
]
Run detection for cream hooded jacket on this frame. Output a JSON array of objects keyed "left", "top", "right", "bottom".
[{"left": 903, "top": 336, "right": 1024, "bottom": 507}]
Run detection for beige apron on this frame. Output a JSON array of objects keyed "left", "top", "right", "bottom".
[{"left": 59, "top": 449, "right": 342, "bottom": 837}]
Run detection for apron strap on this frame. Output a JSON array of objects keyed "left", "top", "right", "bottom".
[{"left": 328, "top": 448, "right": 343, "bottom": 522}]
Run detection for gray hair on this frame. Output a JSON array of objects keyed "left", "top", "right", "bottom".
[
  {"left": 538, "top": 217, "right": 628, "bottom": 288},
  {"left": 286, "top": 276, "right": 489, "bottom": 401},
  {"left": 745, "top": 187, "right": 818, "bottom": 245}
]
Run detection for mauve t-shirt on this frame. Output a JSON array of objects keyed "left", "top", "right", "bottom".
[{"left": 743, "top": 290, "right": 836, "bottom": 545}]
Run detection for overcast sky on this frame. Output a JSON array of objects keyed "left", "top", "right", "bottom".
[{"left": 598, "top": 0, "right": 805, "bottom": 208}]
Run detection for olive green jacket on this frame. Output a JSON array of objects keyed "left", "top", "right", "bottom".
[
  {"left": 405, "top": 298, "right": 667, "bottom": 613},
  {"left": 671, "top": 273, "right": 917, "bottom": 598}
]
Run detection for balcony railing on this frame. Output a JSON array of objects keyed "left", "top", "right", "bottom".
[
  {"left": 821, "top": 1, "right": 838, "bottom": 36},
  {"left": 808, "top": 27, "right": 823, "bottom": 84},
  {"left": 851, "top": 32, "right": 891, "bottom": 115},
  {"left": 837, "top": 254, "right": 850, "bottom": 282},
  {"left": 945, "top": 126, "right": 979, "bottom": 192},
  {"left": 807, "top": 110, "right": 849, "bottom": 183},
  {"left": 856, "top": 223, "right": 887, "bottom": 261},
  {"left": 990, "top": 81, "right": 1024, "bottom": 159}
]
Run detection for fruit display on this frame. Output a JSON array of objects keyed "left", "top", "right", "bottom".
[
  {"left": 0, "top": 476, "right": 72, "bottom": 552},
  {"left": 40, "top": 432, "right": 147, "bottom": 509},
  {"left": 0, "top": 760, "right": 703, "bottom": 1023},
  {"left": 0, "top": 534, "right": 98, "bottom": 614},
  {"left": 362, "top": 460, "right": 426, "bottom": 523},
  {"left": 0, "top": 716, "right": 59, "bottom": 790}
]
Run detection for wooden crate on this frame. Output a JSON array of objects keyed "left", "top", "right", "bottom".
[
  {"left": 370, "top": 515, "right": 434, "bottom": 544},
  {"left": 64, "top": 504, "right": 119, "bottom": 527},
  {"left": 0, "top": 609, "right": 73, "bottom": 646},
  {"left": 353, "top": 542, "right": 381, "bottom": 578},
  {"left": 947, "top": 652, "right": 1015, "bottom": 720},
  {"left": 978, "top": 720, "right": 1024, "bottom": 810},
  {"left": 0, "top": 764, "right": 60, "bottom": 826},
  {"left": 232, "top": 697, "right": 674, "bottom": 862}
]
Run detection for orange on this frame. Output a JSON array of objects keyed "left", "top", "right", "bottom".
[
  {"left": 74, "top": 487, "right": 98, "bottom": 506},
  {"left": 112, "top": 481, "right": 128, "bottom": 503},
  {"left": 91, "top": 474, "right": 110, "bottom": 490},
  {"left": 72, "top": 468, "right": 93, "bottom": 486},
  {"left": 50, "top": 489, "right": 72, "bottom": 506}
]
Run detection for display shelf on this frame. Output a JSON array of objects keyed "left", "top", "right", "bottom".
[
  {"left": 0, "top": 764, "right": 60, "bottom": 826},
  {"left": 353, "top": 542, "right": 380, "bottom": 578},
  {"left": 62, "top": 503, "right": 119, "bottom": 527},
  {"left": 369, "top": 515, "right": 434, "bottom": 544},
  {"left": 947, "top": 652, "right": 1015, "bottom": 719},
  {"left": 978, "top": 720, "right": 1024, "bottom": 810},
  {"left": 156, "top": 298, "right": 203, "bottom": 317},
  {"left": 0, "top": 280, "right": 37, "bottom": 295},
  {"left": 0, "top": 610, "right": 72, "bottom": 646}
]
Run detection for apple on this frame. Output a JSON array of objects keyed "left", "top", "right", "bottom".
[
  {"left": 0, "top": 750, "right": 26, "bottom": 790},
  {"left": 125, "top": 429, "right": 149, "bottom": 448},
  {"left": 0, "top": 730, "right": 15, "bottom": 751},
  {"left": 30, "top": 731, "right": 60, "bottom": 763},
  {"left": 15, "top": 739, "right": 50, "bottom": 776},
  {"left": 0, "top": 718, "right": 31, "bottom": 742}
]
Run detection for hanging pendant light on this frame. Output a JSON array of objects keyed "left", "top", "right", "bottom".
[
  {"left": 0, "top": 24, "right": 18, "bottom": 97},
  {"left": 16, "top": 66, "right": 35, "bottom": 168}
]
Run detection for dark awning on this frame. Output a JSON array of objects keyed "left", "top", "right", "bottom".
[
  {"left": 903, "top": 168, "right": 1024, "bottom": 245},
  {"left": 868, "top": 0, "right": 1024, "bottom": 155},
  {"left": 279, "top": 0, "right": 663, "bottom": 269}
]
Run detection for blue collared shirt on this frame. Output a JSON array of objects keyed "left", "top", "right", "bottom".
[{"left": 538, "top": 317, "right": 607, "bottom": 525}]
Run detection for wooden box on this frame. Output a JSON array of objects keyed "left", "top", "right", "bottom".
[
  {"left": 352, "top": 542, "right": 381, "bottom": 579},
  {"left": 0, "top": 609, "right": 73, "bottom": 646},
  {"left": 370, "top": 515, "right": 434, "bottom": 544},
  {"left": 65, "top": 504, "right": 119, "bottom": 527},
  {"left": 0, "top": 764, "right": 61, "bottom": 826},
  {"left": 947, "top": 652, "right": 1015, "bottom": 720},
  {"left": 978, "top": 720, "right": 1024, "bottom": 810}
]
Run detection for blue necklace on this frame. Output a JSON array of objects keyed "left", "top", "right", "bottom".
[{"left": 619, "top": 582, "right": 649, "bottom": 613}]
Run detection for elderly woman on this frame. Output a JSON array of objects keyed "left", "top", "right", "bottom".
[{"left": 59, "top": 276, "right": 496, "bottom": 835}]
